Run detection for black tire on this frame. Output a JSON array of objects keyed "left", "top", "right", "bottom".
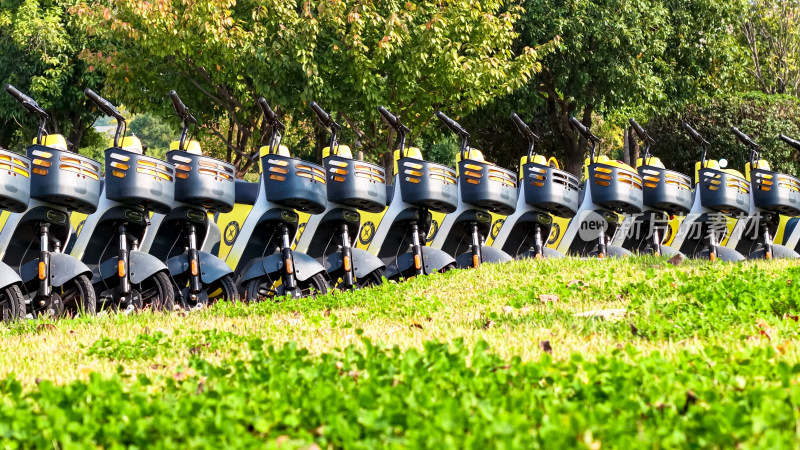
[
  {"left": 0, "top": 284, "right": 25, "bottom": 323},
  {"left": 59, "top": 274, "right": 96, "bottom": 317},
  {"left": 244, "top": 272, "right": 328, "bottom": 301},
  {"left": 137, "top": 271, "right": 175, "bottom": 312},
  {"left": 356, "top": 269, "right": 384, "bottom": 289},
  {"left": 207, "top": 275, "right": 239, "bottom": 302}
]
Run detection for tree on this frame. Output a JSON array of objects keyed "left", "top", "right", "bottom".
[
  {"left": 506, "top": 0, "right": 749, "bottom": 176},
  {"left": 129, "top": 113, "right": 176, "bottom": 152},
  {"left": 76, "top": 0, "right": 553, "bottom": 177},
  {"left": 741, "top": 0, "right": 800, "bottom": 96},
  {"left": 0, "top": 0, "right": 106, "bottom": 150}
]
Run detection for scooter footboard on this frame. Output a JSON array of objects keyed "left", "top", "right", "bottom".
[
  {"left": 324, "top": 248, "right": 385, "bottom": 279},
  {"left": 239, "top": 252, "right": 327, "bottom": 286},
  {"left": 167, "top": 251, "right": 234, "bottom": 285},
  {"left": 20, "top": 253, "right": 92, "bottom": 288}
]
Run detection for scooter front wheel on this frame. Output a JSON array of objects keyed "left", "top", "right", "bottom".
[
  {"left": 174, "top": 274, "right": 239, "bottom": 310},
  {"left": 0, "top": 284, "right": 25, "bottom": 323},
  {"left": 355, "top": 269, "right": 384, "bottom": 289},
  {"left": 136, "top": 271, "right": 175, "bottom": 312},
  {"left": 244, "top": 272, "right": 328, "bottom": 301},
  {"left": 58, "top": 275, "right": 97, "bottom": 317}
]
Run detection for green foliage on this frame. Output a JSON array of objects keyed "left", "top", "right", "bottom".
[
  {"left": 75, "top": 0, "right": 550, "bottom": 176},
  {"left": 128, "top": 112, "right": 177, "bottom": 152},
  {"left": 0, "top": 0, "right": 105, "bottom": 150},
  {"left": 645, "top": 92, "right": 800, "bottom": 175},
  {"left": 741, "top": 0, "right": 800, "bottom": 96}
]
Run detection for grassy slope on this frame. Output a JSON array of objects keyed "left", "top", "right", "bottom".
[{"left": 2, "top": 257, "right": 800, "bottom": 447}]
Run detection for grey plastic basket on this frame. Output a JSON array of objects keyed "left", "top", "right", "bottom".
[
  {"left": 522, "top": 162, "right": 580, "bottom": 218},
  {"left": 458, "top": 160, "right": 517, "bottom": 215},
  {"left": 262, "top": 154, "right": 327, "bottom": 214},
  {"left": 751, "top": 168, "right": 800, "bottom": 216},
  {"left": 0, "top": 149, "right": 31, "bottom": 213},
  {"left": 638, "top": 165, "right": 693, "bottom": 215},
  {"left": 168, "top": 151, "right": 235, "bottom": 213},
  {"left": 324, "top": 155, "right": 386, "bottom": 213},
  {"left": 28, "top": 145, "right": 102, "bottom": 214},
  {"left": 105, "top": 148, "right": 175, "bottom": 214},
  {"left": 588, "top": 163, "right": 643, "bottom": 214},
  {"left": 698, "top": 168, "right": 750, "bottom": 216},
  {"left": 397, "top": 158, "right": 458, "bottom": 214}
]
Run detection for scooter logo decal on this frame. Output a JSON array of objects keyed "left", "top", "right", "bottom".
[
  {"left": 548, "top": 223, "right": 560, "bottom": 245},
  {"left": 426, "top": 220, "right": 439, "bottom": 243},
  {"left": 224, "top": 221, "right": 240, "bottom": 245},
  {"left": 491, "top": 219, "right": 504, "bottom": 239},
  {"left": 577, "top": 211, "right": 610, "bottom": 242},
  {"left": 359, "top": 221, "right": 375, "bottom": 245}
]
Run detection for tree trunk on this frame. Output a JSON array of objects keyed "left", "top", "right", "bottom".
[
  {"left": 382, "top": 127, "right": 395, "bottom": 182},
  {"left": 628, "top": 127, "right": 640, "bottom": 165}
]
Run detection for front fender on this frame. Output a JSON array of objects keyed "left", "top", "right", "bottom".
[
  {"left": 456, "top": 245, "right": 513, "bottom": 268},
  {"left": 324, "top": 248, "right": 385, "bottom": 279},
  {"left": 240, "top": 251, "right": 327, "bottom": 284},
  {"left": 129, "top": 251, "right": 169, "bottom": 285},
  {"left": 167, "top": 251, "right": 234, "bottom": 284},
  {"left": 0, "top": 261, "right": 22, "bottom": 290},
  {"left": 20, "top": 253, "right": 92, "bottom": 288}
]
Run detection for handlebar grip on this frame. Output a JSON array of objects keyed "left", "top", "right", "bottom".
[
  {"left": 4, "top": 84, "right": 32, "bottom": 105},
  {"left": 435, "top": 111, "right": 468, "bottom": 136},
  {"left": 378, "top": 106, "right": 398, "bottom": 126},
  {"left": 168, "top": 90, "right": 196, "bottom": 124},
  {"left": 780, "top": 134, "right": 800, "bottom": 151},
  {"left": 511, "top": 112, "right": 527, "bottom": 130},
  {"left": 568, "top": 116, "right": 591, "bottom": 136},
  {"left": 682, "top": 123, "right": 708, "bottom": 146},
  {"left": 731, "top": 127, "right": 757, "bottom": 147},
  {"left": 309, "top": 101, "right": 331, "bottom": 124},
  {"left": 629, "top": 118, "right": 648, "bottom": 141},
  {"left": 257, "top": 97, "right": 278, "bottom": 122},
  {"left": 84, "top": 89, "right": 123, "bottom": 119}
]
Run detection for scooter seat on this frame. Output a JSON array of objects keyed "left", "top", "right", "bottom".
[{"left": 235, "top": 180, "right": 259, "bottom": 206}]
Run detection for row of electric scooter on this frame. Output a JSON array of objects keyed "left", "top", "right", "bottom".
[{"left": 1, "top": 83, "right": 799, "bottom": 323}]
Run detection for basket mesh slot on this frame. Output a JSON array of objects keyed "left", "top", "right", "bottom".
[{"left": 0, "top": 153, "right": 30, "bottom": 177}]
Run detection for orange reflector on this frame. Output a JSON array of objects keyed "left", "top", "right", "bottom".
[
  {"left": 343, "top": 255, "right": 351, "bottom": 272},
  {"left": 118, "top": 260, "right": 126, "bottom": 277},
  {"left": 285, "top": 258, "right": 294, "bottom": 274},
  {"left": 766, "top": 251, "right": 772, "bottom": 260},
  {"left": 413, "top": 254, "right": 421, "bottom": 270},
  {"left": 709, "top": 253, "right": 716, "bottom": 262},
  {"left": 38, "top": 262, "right": 46, "bottom": 280},
  {"left": 190, "top": 259, "right": 199, "bottom": 276},
  {"left": 535, "top": 253, "right": 543, "bottom": 261},
  {"left": 597, "top": 253, "right": 605, "bottom": 259},
  {"left": 473, "top": 254, "right": 480, "bottom": 267}
]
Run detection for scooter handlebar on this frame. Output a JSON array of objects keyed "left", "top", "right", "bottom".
[
  {"left": 569, "top": 116, "right": 599, "bottom": 142},
  {"left": 628, "top": 118, "right": 648, "bottom": 142},
  {"left": 378, "top": 106, "right": 398, "bottom": 127},
  {"left": 84, "top": 89, "right": 124, "bottom": 120},
  {"left": 169, "top": 90, "right": 196, "bottom": 124},
  {"left": 5, "top": 84, "right": 47, "bottom": 118},
  {"left": 310, "top": 101, "right": 332, "bottom": 125},
  {"left": 682, "top": 123, "right": 709, "bottom": 146},
  {"left": 257, "top": 97, "right": 278, "bottom": 122},
  {"left": 731, "top": 126, "right": 758, "bottom": 147},
  {"left": 510, "top": 113, "right": 539, "bottom": 140},
  {"left": 435, "top": 111, "right": 469, "bottom": 137},
  {"left": 779, "top": 134, "right": 800, "bottom": 151}
]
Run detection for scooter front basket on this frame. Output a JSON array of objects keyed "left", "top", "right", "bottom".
[
  {"left": 522, "top": 162, "right": 580, "bottom": 218},
  {"left": 458, "top": 160, "right": 518, "bottom": 215},
  {"left": 0, "top": 149, "right": 31, "bottom": 213},
  {"left": 698, "top": 168, "right": 750, "bottom": 216},
  {"left": 105, "top": 149, "right": 175, "bottom": 214},
  {"left": 262, "top": 154, "right": 327, "bottom": 214},
  {"left": 168, "top": 151, "right": 235, "bottom": 213},
  {"left": 324, "top": 155, "right": 387, "bottom": 213},
  {"left": 397, "top": 158, "right": 458, "bottom": 214},
  {"left": 588, "top": 163, "right": 643, "bottom": 214},
  {"left": 751, "top": 168, "right": 800, "bottom": 216},
  {"left": 28, "top": 145, "right": 102, "bottom": 214},
  {"left": 638, "top": 165, "right": 693, "bottom": 215}
]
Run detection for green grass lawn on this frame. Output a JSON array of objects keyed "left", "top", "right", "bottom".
[{"left": 2, "top": 257, "right": 800, "bottom": 448}]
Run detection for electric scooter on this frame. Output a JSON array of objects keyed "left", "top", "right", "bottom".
[
  {"left": 429, "top": 111, "right": 515, "bottom": 268},
  {"left": 139, "top": 91, "right": 239, "bottom": 308},
  {"left": 1, "top": 85, "right": 98, "bottom": 316},
  {"left": 555, "top": 117, "right": 643, "bottom": 257},
  {"left": 775, "top": 134, "right": 800, "bottom": 251},
  {"left": 67, "top": 90, "right": 176, "bottom": 312},
  {"left": 669, "top": 124, "right": 748, "bottom": 261},
  {"left": 0, "top": 144, "right": 31, "bottom": 322},
  {"left": 357, "top": 106, "right": 457, "bottom": 279},
  {"left": 613, "top": 119, "right": 692, "bottom": 256},
  {"left": 491, "top": 113, "right": 579, "bottom": 259},
  {"left": 723, "top": 127, "right": 800, "bottom": 259},
  {"left": 224, "top": 98, "right": 330, "bottom": 299},
  {"left": 292, "top": 102, "right": 386, "bottom": 288}
]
